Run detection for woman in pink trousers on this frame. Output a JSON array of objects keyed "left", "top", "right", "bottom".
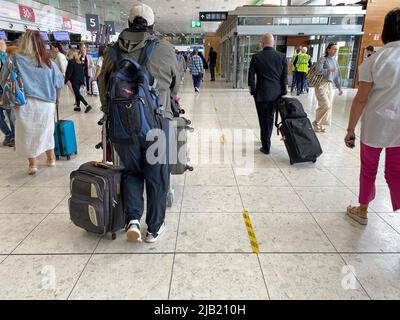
[{"left": 345, "top": 9, "right": 400, "bottom": 225}]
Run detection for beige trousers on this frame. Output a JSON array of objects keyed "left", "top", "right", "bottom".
[{"left": 315, "top": 81, "right": 334, "bottom": 126}]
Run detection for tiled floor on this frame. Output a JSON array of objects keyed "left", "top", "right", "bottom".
[{"left": 0, "top": 75, "right": 399, "bottom": 300}]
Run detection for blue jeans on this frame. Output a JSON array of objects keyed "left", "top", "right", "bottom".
[
  {"left": 192, "top": 74, "right": 202, "bottom": 89},
  {"left": 0, "top": 107, "right": 15, "bottom": 137}
]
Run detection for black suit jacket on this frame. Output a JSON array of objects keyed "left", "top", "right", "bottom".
[{"left": 248, "top": 47, "right": 288, "bottom": 103}]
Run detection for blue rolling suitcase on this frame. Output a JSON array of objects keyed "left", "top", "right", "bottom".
[{"left": 54, "top": 103, "right": 77, "bottom": 160}]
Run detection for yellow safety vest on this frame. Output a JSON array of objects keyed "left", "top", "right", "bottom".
[
  {"left": 291, "top": 54, "right": 298, "bottom": 72},
  {"left": 296, "top": 53, "right": 310, "bottom": 73}
]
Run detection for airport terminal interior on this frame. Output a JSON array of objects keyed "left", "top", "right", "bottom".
[{"left": 0, "top": 0, "right": 400, "bottom": 300}]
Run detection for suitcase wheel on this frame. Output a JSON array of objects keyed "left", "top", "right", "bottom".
[
  {"left": 186, "top": 165, "right": 194, "bottom": 172},
  {"left": 290, "top": 161, "right": 294, "bottom": 165},
  {"left": 112, "top": 233, "right": 117, "bottom": 241},
  {"left": 312, "top": 160, "right": 317, "bottom": 163},
  {"left": 67, "top": 155, "right": 71, "bottom": 160}
]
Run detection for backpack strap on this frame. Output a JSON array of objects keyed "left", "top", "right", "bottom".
[
  {"left": 138, "top": 39, "right": 157, "bottom": 86},
  {"left": 138, "top": 39, "right": 156, "bottom": 67}
]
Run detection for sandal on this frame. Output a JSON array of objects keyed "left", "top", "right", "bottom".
[
  {"left": 47, "top": 159, "right": 56, "bottom": 167},
  {"left": 312, "top": 121, "right": 325, "bottom": 133},
  {"left": 28, "top": 166, "right": 38, "bottom": 175},
  {"left": 347, "top": 206, "right": 368, "bottom": 225}
]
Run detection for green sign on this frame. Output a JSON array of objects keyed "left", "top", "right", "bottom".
[{"left": 190, "top": 20, "right": 202, "bottom": 28}]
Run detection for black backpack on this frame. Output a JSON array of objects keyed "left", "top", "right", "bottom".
[{"left": 106, "top": 39, "right": 164, "bottom": 144}]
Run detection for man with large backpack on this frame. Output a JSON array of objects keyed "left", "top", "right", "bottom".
[{"left": 98, "top": 3, "right": 180, "bottom": 244}]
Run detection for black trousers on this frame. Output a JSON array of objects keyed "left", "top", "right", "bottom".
[
  {"left": 71, "top": 83, "right": 89, "bottom": 108},
  {"left": 296, "top": 72, "right": 307, "bottom": 94},
  {"left": 255, "top": 101, "right": 276, "bottom": 152},
  {"left": 210, "top": 63, "right": 216, "bottom": 81},
  {"left": 84, "top": 73, "right": 91, "bottom": 93},
  {"left": 114, "top": 119, "right": 171, "bottom": 233}
]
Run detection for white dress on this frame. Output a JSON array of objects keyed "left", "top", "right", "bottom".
[{"left": 15, "top": 97, "right": 55, "bottom": 158}]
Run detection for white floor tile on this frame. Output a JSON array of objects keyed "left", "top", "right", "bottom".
[
  {"left": 0, "top": 187, "right": 69, "bottom": 214},
  {"left": 170, "top": 254, "right": 269, "bottom": 300},
  {"left": 0, "top": 187, "right": 17, "bottom": 201},
  {"left": 282, "top": 167, "right": 344, "bottom": 187},
  {"left": 235, "top": 168, "right": 290, "bottom": 187},
  {"left": 313, "top": 212, "right": 400, "bottom": 253},
  {"left": 182, "top": 186, "right": 242, "bottom": 213},
  {"left": 259, "top": 254, "right": 369, "bottom": 300},
  {"left": 14, "top": 214, "right": 101, "bottom": 254},
  {"left": 0, "top": 214, "right": 47, "bottom": 254},
  {"left": 69, "top": 254, "right": 173, "bottom": 300},
  {"left": 0, "top": 255, "right": 89, "bottom": 300},
  {"left": 185, "top": 167, "right": 236, "bottom": 186},
  {"left": 295, "top": 187, "right": 358, "bottom": 213},
  {"left": 240, "top": 187, "right": 308, "bottom": 213},
  {"left": 176, "top": 213, "right": 251, "bottom": 253},
  {"left": 343, "top": 254, "right": 400, "bottom": 300},
  {"left": 251, "top": 213, "right": 335, "bottom": 253}
]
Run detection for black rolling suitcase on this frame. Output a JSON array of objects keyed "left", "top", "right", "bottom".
[
  {"left": 68, "top": 119, "right": 125, "bottom": 240},
  {"left": 275, "top": 97, "right": 323, "bottom": 165}
]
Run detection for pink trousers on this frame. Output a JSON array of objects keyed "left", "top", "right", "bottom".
[{"left": 360, "top": 142, "right": 400, "bottom": 212}]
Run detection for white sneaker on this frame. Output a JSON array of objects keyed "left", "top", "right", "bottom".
[
  {"left": 195, "top": 87, "right": 200, "bottom": 93},
  {"left": 145, "top": 222, "right": 166, "bottom": 243},
  {"left": 126, "top": 220, "right": 142, "bottom": 243}
]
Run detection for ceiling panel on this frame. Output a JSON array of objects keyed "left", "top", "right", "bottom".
[{"left": 56, "top": 0, "right": 256, "bottom": 34}]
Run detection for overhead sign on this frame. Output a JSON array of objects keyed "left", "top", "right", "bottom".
[
  {"left": 63, "top": 17, "right": 72, "bottom": 30},
  {"left": 190, "top": 20, "right": 202, "bottom": 28},
  {"left": 86, "top": 14, "right": 99, "bottom": 32},
  {"left": 104, "top": 21, "right": 116, "bottom": 35},
  {"left": 19, "top": 5, "right": 35, "bottom": 23},
  {"left": 199, "top": 11, "right": 228, "bottom": 22}
]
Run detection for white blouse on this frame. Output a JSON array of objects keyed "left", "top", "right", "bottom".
[{"left": 359, "top": 40, "right": 400, "bottom": 148}]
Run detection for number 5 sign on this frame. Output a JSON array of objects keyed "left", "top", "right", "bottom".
[{"left": 86, "top": 14, "right": 99, "bottom": 32}]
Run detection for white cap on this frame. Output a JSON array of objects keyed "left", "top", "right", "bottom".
[
  {"left": 129, "top": 3, "right": 155, "bottom": 26},
  {"left": 302, "top": 47, "right": 308, "bottom": 53}
]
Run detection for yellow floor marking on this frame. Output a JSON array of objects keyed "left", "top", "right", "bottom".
[
  {"left": 242, "top": 210, "right": 260, "bottom": 254},
  {"left": 221, "top": 133, "right": 226, "bottom": 144}
]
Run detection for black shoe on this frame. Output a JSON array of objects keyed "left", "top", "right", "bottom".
[
  {"left": 74, "top": 107, "right": 81, "bottom": 112},
  {"left": 260, "top": 147, "right": 270, "bottom": 155},
  {"left": 7, "top": 137, "right": 15, "bottom": 148},
  {"left": 2, "top": 135, "right": 12, "bottom": 146},
  {"left": 85, "top": 105, "right": 92, "bottom": 113},
  {"left": 297, "top": 92, "right": 301, "bottom": 96}
]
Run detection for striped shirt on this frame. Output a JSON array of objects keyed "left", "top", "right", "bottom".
[{"left": 189, "top": 55, "right": 204, "bottom": 76}]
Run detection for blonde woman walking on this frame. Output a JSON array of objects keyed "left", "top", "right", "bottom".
[{"left": 0, "top": 31, "right": 64, "bottom": 174}]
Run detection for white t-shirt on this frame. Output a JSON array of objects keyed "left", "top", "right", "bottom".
[
  {"left": 359, "top": 40, "right": 400, "bottom": 148},
  {"left": 97, "top": 56, "right": 104, "bottom": 69},
  {"left": 55, "top": 52, "right": 68, "bottom": 76}
]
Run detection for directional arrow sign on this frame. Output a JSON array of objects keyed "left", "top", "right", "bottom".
[{"left": 199, "top": 11, "right": 228, "bottom": 22}]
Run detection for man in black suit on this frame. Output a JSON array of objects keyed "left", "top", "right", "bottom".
[{"left": 248, "top": 33, "right": 288, "bottom": 154}]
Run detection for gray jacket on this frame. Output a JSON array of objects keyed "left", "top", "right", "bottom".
[
  {"left": 98, "top": 29, "right": 180, "bottom": 119},
  {"left": 315, "top": 56, "right": 342, "bottom": 90}
]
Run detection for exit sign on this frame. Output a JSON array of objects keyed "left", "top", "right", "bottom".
[{"left": 190, "top": 20, "right": 202, "bottom": 28}]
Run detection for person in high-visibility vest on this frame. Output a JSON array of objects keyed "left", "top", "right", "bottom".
[
  {"left": 293, "top": 47, "right": 312, "bottom": 95},
  {"left": 290, "top": 48, "right": 301, "bottom": 93}
]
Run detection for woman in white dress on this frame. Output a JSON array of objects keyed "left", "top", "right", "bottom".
[{"left": 1, "top": 31, "right": 64, "bottom": 175}]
